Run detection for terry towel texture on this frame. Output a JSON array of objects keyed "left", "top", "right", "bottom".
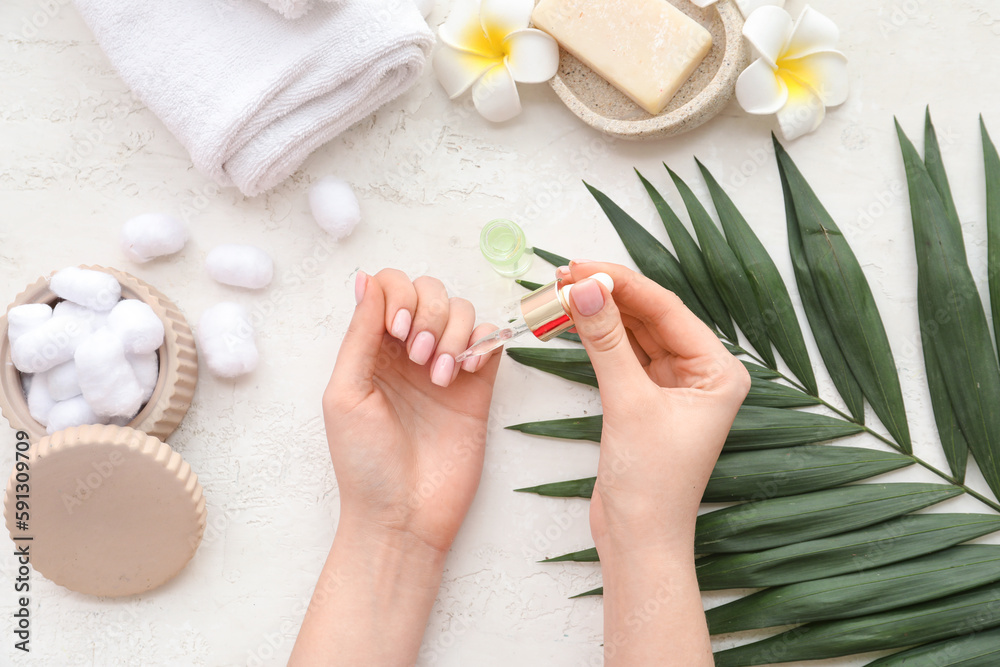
[
  {"left": 260, "top": 0, "right": 342, "bottom": 21},
  {"left": 74, "top": 0, "right": 434, "bottom": 196}
]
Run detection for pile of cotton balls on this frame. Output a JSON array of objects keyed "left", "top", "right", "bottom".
[{"left": 9, "top": 267, "right": 163, "bottom": 434}]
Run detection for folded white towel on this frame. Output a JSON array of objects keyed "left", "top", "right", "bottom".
[
  {"left": 260, "top": 0, "right": 339, "bottom": 21},
  {"left": 74, "top": 0, "right": 434, "bottom": 197}
]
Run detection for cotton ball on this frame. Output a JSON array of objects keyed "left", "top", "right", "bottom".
[
  {"left": 12, "top": 316, "right": 92, "bottom": 373},
  {"left": 205, "top": 244, "right": 274, "bottom": 289},
  {"left": 107, "top": 299, "right": 165, "bottom": 354},
  {"left": 20, "top": 373, "right": 32, "bottom": 396},
  {"left": 27, "top": 372, "right": 56, "bottom": 426},
  {"left": 49, "top": 267, "right": 121, "bottom": 311},
  {"left": 120, "top": 213, "right": 189, "bottom": 263},
  {"left": 197, "top": 302, "right": 258, "bottom": 379},
  {"left": 54, "top": 300, "right": 108, "bottom": 331},
  {"left": 47, "top": 360, "right": 82, "bottom": 401},
  {"left": 127, "top": 351, "right": 159, "bottom": 404},
  {"left": 413, "top": 0, "right": 433, "bottom": 17},
  {"left": 309, "top": 176, "right": 361, "bottom": 240},
  {"left": 75, "top": 327, "right": 145, "bottom": 419},
  {"left": 46, "top": 396, "right": 102, "bottom": 434},
  {"left": 7, "top": 303, "right": 53, "bottom": 344}
]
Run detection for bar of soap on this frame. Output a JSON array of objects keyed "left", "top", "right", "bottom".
[{"left": 532, "top": 0, "right": 713, "bottom": 115}]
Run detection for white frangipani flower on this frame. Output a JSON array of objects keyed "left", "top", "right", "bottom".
[
  {"left": 434, "top": 0, "right": 559, "bottom": 123},
  {"left": 734, "top": 0, "right": 784, "bottom": 18},
  {"left": 735, "top": 5, "right": 849, "bottom": 140}
]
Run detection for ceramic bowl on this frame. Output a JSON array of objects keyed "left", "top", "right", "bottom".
[
  {"left": 0, "top": 266, "right": 198, "bottom": 443},
  {"left": 547, "top": 0, "right": 749, "bottom": 140}
]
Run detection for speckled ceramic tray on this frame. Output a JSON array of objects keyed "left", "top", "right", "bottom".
[{"left": 548, "top": 0, "right": 748, "bottom": 140}]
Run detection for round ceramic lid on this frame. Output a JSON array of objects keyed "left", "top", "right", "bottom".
[{"left": 3, "top": 424, "right": 206, "bottom": 597}]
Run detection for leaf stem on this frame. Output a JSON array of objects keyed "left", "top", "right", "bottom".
[{"left": 724, "top": 338, "right": 1000, "bottom": 514}]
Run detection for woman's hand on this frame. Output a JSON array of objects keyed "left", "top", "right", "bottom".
[
  {"left": 562, "top": 261, "right": 749, "bottom": 547},
  {"left": 323, "top": 268, "right": 501, "bottom": 554},
  {"left": 561, "top": 260, "right": 750, "bottom": 666},
  {"left": 290, "top": 269, "right": 501, "bottom": 667}
]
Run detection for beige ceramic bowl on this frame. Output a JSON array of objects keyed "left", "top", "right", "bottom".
[
  {"left": 0, "top": 265, "right": 198, "bottom": 443},
  {"left": 1, "top": 267, "right": 204, "bottom": 597},
  {"left": 548, "top": 0, "right": 749, "bottom": 140}
]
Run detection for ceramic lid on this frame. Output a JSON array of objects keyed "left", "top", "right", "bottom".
[{"left": 3, "top": 424, "right": 206, "bottom": 597}]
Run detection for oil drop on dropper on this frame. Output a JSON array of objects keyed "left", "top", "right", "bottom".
[{"left": 455, "top": 273, "right": 615, "bottom": 363}]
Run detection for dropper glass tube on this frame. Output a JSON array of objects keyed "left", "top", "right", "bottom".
[
  {"left": 456, "top": 273, "right": 614, "bottom": 362},
  {"left": 480, "top": 219, "right": 533, "bottom": 277}
]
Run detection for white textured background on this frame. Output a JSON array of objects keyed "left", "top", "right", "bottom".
[{"left": 2, "top": 0, "right": 1000, "bottom": 665}]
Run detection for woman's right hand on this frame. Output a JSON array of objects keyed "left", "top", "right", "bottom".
[
  {"left": 560, "top": 260, "right": 749, "bottom": 666},
  {"left": 562, "top": 261, "right": 749, "bottom": 550}
]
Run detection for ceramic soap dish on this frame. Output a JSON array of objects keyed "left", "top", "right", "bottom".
[{"left": 548, "top": 0, "right": 748, "bottom": 140}]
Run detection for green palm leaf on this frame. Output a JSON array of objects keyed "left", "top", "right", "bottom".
[
  {"left": 866, "top": 625, "right": 1000, "bottom": 665},
  {"left": 703, "top": 446, "right": 911, "bottom": 502},
  {"left": 516, "top": 477, "right": 595, "bottom": 498},
  {"left": 506, "top": 415, "right": 602, "bottom": 442},
  {"left": 917, "top": 111, "right": 971, "bottom": 480},
  {"left": 584, "top": 182, "right": 713, "bottom": 327},
  {"left": 636, "top": 168, "right": 737, "bottom": 340},
  {"left": 544, "top": 547, "right": 598, "bottom": 563},
  {"left": 558, "top": 513, "right": 1000, "bottom": 588},
  {"left": 506, "top": 348, "right": 596, "bottom": 387},
  {"left": 983, "top": 117, "right": 1000, "bottom": 363},
  {"left": 697, "top": 159, "right": 817, "bottom": 394},
  {"left": 774, "top": 136, "right": 911, "bottom": 450},
  {"left": 897, "top": 120, "right": 1000, "bottom": 498},
  {"left": 695, "top": 483, "right": 960, "bottom": 553},
  {"left": 507, "top": 406, "right": 862, "bottom": 450},
  {"left": 506, "top": 346, "right": 815, "bottom": 407},
  {"left": 713, "top": 580, "right": 1000, "bottom": 667},
  {"left": 517, "top": 446, "right": 909, "bottom": 502},
  {"left": 723, "top": 406, "right": 862, "bottom": 450},
  {"left": 779, "top": 148, "right": 866, "bottom": 421},
  {"left": 706, "top": 545, "right": 1000, "bottom": 634},
  {"left": 667, "top": 166, "right": 776, "bottom": 367},
  {"left": 744, "top": 377, "right": 820, "bottom": 408},
  {"left": 696, "top": 513, "right": 1000, "bottom": 590},
  {"left": 530, "top": 247, "right": 570, "bottom": 268},
  {"left": 743, "top": 361, "right": 781, "bottom": 379}
]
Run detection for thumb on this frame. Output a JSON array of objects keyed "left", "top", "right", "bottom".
[
  {"left": 568, "top": 277, "right": 647, "bottom": 394},
  {"left": 328, "top": 271, "right": 388, "bottom": 405}
]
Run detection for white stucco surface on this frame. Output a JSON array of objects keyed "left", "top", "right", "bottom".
[{"left": 2, "top": 0, "right": 1000, "bottom": 665}]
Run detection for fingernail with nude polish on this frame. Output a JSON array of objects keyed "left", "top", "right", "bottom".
[
  {"left": 570, "top": 259, "right": 594, "bottom": 266},
  {"left": 354, "top": 271, "right": 368, "bottom": 305},
  {"left": 571, "top": 278, "right": 605, "bottom": 317},
  {"left": 390, "top": 309, "right": 412, "bottom": 340},
  {"left": 461, "top": 355, "right": 478, "bottom": 373},
  {"left": 431, "top": 354, "right": 455, "bottom": 387},
  {"left": 409, "top": 331, "right": 436, "bottom": 365}
]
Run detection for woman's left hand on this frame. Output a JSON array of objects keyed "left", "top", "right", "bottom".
[{"left": 323, "top": 268, "right": 502, "bottom": 554}]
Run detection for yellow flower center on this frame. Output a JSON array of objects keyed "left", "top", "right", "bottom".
[
  {"left": 775, "top": 56, "right": 818, "bottom": 103},
  {"left": 458, "top": 16, "right": 512, "bottom": 64}
]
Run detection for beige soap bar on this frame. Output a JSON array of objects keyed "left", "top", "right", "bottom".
[{"left": 532, "top": 0, "right": 712, "bottom": 115}]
